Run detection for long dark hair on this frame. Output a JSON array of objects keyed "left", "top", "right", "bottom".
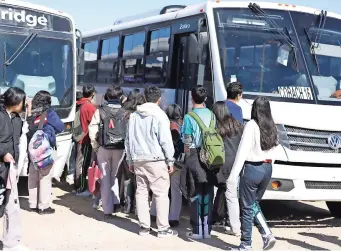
[
  {"left": 212, "top": 101, "right": 243, "bottom": 138},
  {"left": 124, "top": 89, "right": 146, "bottom": 112},
  {"left": 251, "top": 97, "right": 278, "bottom": 151},
  {"left": 32, "top": 91, "right": 52, "bottom": 117}
]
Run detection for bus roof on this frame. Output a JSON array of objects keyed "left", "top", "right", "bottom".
[
  {"left": 83, "top": 1, "right": 341, "bottom": 39},
  {"left": 2, "top": 0, "right": 75, "bottom": 25}
]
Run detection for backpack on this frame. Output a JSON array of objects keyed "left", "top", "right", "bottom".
[
  {"left": 98, "top": 105, "right": 126, "bottom": 149},
  {"left": 28, "top": 113, "right": 54, "bottom": 169},
  {"left": 72, "top": 102, "right": 88, "bottom": 142},
  {"left": 188, "top": 111, "right": 225, "bottom": 168}
]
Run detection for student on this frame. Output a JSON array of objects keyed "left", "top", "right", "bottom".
[
  {"left": 27, "top": 91, "right": 64, "bottom": 215},
  {"left": 66, "top": 91, "right": 83, "bottom": 185},
  {"left": 225, "top": 82, "right": 243, "bottom": 124},
  {"left": 211, "top": 101, "right": 243, "bottom": 236},
  {"left": 125, "top": 86, "right": 177, "bottom": 238},
  {"left": 230, "top": 97, "right": 278, "bottom": 251},
  {"left": 150, "top": 104, "right": 184, "bottom": 227},
  {"left": 181, "top": 86, "right": 215, "bottom": 240},
  {"left": 75, "top": 84, "right": 96, "bottom": 195},
  {"left": 89, "top": 86, "right": 126, "bottom": 218},
  {"left": 0, "top": 87, "right": 29, "bottom": 251}
]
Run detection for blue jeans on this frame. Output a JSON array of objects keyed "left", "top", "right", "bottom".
[{"left": 239, "top": 162, "right": 273, "bottom": 247}]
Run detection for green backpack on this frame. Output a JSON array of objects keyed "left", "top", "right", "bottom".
[{"left": 188, "top": 111, "right": 225, "bottom": 168}]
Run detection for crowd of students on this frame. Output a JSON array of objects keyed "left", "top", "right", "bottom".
[{"left": 0, "top": 80, "right": 280, "bottom": 251}]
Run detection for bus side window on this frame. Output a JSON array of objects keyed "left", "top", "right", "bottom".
[
  {"left": 145, "top": 27, "right": 170, "bottom": 86},
  {"left": 121, "top": 32, "right": 145, "bottom": 85},
  {"left": 80, "top": 41, "right": 98, "bottom": 84},
  {"left": 98, "top": 36, "right": 119, "bottom": 84}
]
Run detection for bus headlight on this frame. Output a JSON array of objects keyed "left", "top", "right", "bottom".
[{"left": 277, "top": 124, "right": 290, "bottom": 149}]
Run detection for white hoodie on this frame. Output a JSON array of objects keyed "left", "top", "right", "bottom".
[{"left": 125, "top": 102, "right": 175, "bottom": 166}]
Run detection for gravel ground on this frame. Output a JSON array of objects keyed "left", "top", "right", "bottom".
[{"left": 1, "top": 179, "right": 341, "bottom": 250}]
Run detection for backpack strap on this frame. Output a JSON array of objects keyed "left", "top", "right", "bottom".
[
  {"left": 188, "top": 111, "right": 207, "bottom": 130},
  {"left": 209, "top": 112, "right": 215, "bottom": 129},
  {"left": 38, "top": 112, "right": 47, "bottom": 130}
]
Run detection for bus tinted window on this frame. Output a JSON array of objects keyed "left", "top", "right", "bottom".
[
  {"left": 132, "top": 32, "right": 145, "bottom": 57},
  {"left": 101, "top": 36, "right": 119, "bottom": 59},
  {"left": 122, "top": 59, "right": 144, "bottom": 84},
  {"left": 123, "top": 32, "right": 145, "bottom": 57},
  {"left": 149, "top": 27, "right": 170, "bottom": 54},
  {"left": 145, "top": 56, "right": 168, "bottom": 86},
  {"left": 98, "top": 36, "right": 119, "bottom": 83},
  {"left": 123, "top": 35, "right": 134, "bottom": 57},
  {"left": 83, "top": 41, "right": 98, "bottom": 82}
]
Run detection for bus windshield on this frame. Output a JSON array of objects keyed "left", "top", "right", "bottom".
[
  {"left": 290, "top": 11, "right": 341, "bottom": 105},
  {"left": 214, "top": 8, "right": 315, "bottom": 103},
  {"left": 0, "top": 32, "right": 73, "bottom": 118}
]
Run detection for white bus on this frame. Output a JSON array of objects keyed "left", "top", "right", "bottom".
[
  {"left": 80, "top": 2, "right": 341, "bottom": 217},
  {"left": 0, "top": 0, "right": 83, "bottom": 179}
]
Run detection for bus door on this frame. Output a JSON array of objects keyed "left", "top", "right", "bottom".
[
  {"left": 170, "top": 33, "right": 197, "bottom": 115},
  {"left": 170, "top": 18, "right": 212, "bottom": 115}
]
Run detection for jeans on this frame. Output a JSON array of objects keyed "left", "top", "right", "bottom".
[
  {"left": 239, "top": 162, "right": 272, "bottom": 247},
  {"left": 68, "top": 141, "right": 77, "bottom": 176}
]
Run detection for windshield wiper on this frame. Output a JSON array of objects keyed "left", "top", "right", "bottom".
[
  {"left": 313, "top": 10, "right": 327, "bottom": 49},
  {"left": 4, "top": 33, "right": 37, "bottom": 66},
  {"left": 248, "top": 3, "right": 295, "bottom": 48},
  {"left": 304, "top": 28, "right": 320, "bottom": 75}
]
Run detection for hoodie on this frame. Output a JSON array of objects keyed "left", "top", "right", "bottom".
[
  {"left": 125, "top": 102, "right": 175, "bottom": 167},
  {"left": 76, "top": 97, "right": 96, "bottom": 145}
]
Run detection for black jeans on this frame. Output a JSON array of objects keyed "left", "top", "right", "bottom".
[
  {"left": 239, "top": 162, "right": 273, "bottom": 247},
  {"left": 68, "top": 141, "right": 77, "bottom": 176},
  {"left": 190, "top": 183, "right": 214, "bottom": 236}
]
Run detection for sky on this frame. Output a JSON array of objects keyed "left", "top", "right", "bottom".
[{"left": 27, "top": 0, "right": 341, "bottom": 31}]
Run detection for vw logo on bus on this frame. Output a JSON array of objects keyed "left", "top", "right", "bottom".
[{"left": 327, "top": 134, "right": 341, "bottom": 150}]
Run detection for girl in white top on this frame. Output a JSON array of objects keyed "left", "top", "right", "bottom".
[{"left": 230, "top": 97, "right": 279, "bottom": 251}]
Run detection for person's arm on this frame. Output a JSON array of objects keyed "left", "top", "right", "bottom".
[
  {"left": 227, "top": 120, "right": 255, "bottom": 183},
  {"left": 125, "top": 118, "right": 133, "bottom": 171},
  {"left": 48, "top": 110, "right": 64, "bottom": 133},
  {"left": 0, "top": 112, "right": 6, "bottom": 159},
  {"left": 157, "top": 116, "right": 175, "bottom": 167},
  {"left": 88, "top": 109, "right": 100, "bottom": 153},
  {"left": 182, "top": 115, "right": 193, "bottom": 153}
]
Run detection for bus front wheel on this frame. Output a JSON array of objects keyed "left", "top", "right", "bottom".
[{"left": 326, "top": 202, "right": 341, "bottom": 218}]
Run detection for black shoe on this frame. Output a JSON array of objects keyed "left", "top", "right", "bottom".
[
  {"left": 29, "top": 208, "right": 38, "bottom": 213},
  {"left": 104, "top": 214, "right": 116, "bottom": 220},
  {"left": 113, "top": 204, "right": 121, "bottom": 213},
  {"left": 139, "top": 227, "right": 151, "bottom": 236},
  {"left": 38, "top": 207, "right": 55, "bottom": 215},
  {"left": 169, "top": 220, "right": 179, "bottom": 228}
]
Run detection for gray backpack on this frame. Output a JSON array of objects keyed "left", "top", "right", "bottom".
[{"left": 72, "top": 102, "right": 88, "bottom": 142}]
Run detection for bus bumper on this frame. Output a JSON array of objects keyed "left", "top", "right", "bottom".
[{"left": 263, "top": 150, "right": 341, "bottom": 201}]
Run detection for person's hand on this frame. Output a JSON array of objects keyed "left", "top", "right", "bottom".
[
  {"left": 3, "top": 153, "right": 15, "bottom": 163},
  {"left": 331, "top": 90, "right": 341, "bottom": 99},
  {"left": 129, "top": 165, "right": 134, "bottom": 173},
  {"left": 168, "top": 165, "right": 174, "bottom": 174},
  {"left": 26, "top": 98, "right": 32, "bottom": 116}
]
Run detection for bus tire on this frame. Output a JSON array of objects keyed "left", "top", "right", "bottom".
[{"left": 326, "top": 202, "right": 341, "bottom": 218}]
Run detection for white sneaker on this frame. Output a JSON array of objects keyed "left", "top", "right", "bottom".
[
  {"left": 66, "top": 174, "right": 74, "bottom": 185},
  {"left": 186, "top": 231, "right": 203, "bottom": 240},
  {"left": 3, "top": 244, "right": 30, "bottom": 251},
  {"left": 76, "top": 190, "right": 92, "bottom": 197}
]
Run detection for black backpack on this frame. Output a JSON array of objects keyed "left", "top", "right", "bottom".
[{"left": 98, "top": 105, "right": 126, "bottom": 149}]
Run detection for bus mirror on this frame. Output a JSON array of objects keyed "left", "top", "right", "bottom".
[
  {"left": 188, "top": 33, "right": 199, "bottom": 64},
  {"left": 77, "top": 48, "right": 85, "bottom": 76}
]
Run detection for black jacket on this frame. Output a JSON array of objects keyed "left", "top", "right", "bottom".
[
  {"left": 0, "top": 107, "right": 23, "bottom": 163},
  {"left": 215, "top": 134, "right": 242, "bottom": 185}
]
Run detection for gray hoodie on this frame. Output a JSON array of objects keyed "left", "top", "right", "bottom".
[{"left": 125, "top": 102, "right": 175, "bottom": 166}]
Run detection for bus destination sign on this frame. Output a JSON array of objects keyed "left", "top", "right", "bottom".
[{"left": 0, "top": 6, "right": 71, "bottom": 32}]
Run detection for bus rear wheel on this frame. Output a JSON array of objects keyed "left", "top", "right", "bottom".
[{"left": 326, "top": 202, "right": 341, "bottom": 218}]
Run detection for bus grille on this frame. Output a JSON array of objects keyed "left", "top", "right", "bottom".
[
  {"left": 305, "top": 181, "right": 341, "bottom": 190},
  {"left": 285, "top": 126, "right": 341, "bottom": 153}
]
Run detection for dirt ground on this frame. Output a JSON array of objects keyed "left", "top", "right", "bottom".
[{"left": 2, "top": 179, "right": 341, "bottom": 250}]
